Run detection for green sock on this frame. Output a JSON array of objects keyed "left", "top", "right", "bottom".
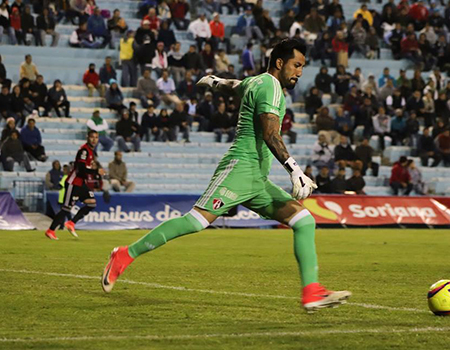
[
  {"left": 128, "top": 210, "right": 208, "bottom": 259},
  {"left": 291, "top": 211, "right": 319, "bottom": 287}
]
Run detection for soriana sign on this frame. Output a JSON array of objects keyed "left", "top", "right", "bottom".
[{"left": 301, "top": 196, "right": 450, "bottom": 226}]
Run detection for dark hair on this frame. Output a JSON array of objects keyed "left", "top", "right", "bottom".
[
  {"left": 269, "top": 39, "right": 306, "bottom": 69},
  {"left": 88, "top": 130, "right": 98, "bottom": 137},
  {"left": 25, "top": 54, "right": 31, "bottom": 60}
]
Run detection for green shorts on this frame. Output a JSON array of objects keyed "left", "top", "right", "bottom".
[{"left": 195, "top": 158, "right": 293, "bottom": 218}]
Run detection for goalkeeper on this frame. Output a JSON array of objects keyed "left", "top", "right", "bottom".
[{"left": 102, "top": 39, "right": 351, "bottom": 312}]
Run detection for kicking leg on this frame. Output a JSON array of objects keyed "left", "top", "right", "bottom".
[{"left": 102, "top": 208, "right": 216, "bottom": 293}]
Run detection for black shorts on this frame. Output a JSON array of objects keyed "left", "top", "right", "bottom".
[{"left": 62, "top": 182, "right": 95, "bottom": 210}]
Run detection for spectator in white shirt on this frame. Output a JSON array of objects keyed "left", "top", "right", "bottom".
[
  {"left": 86, "top": 110, "right": 114, "bottom": 151},
  {"left": 156, "top": 69, "right": 182, "bottom": 106},
  {"left": 151, "top": 41, "right": 169, "bottom": 77},
  {"left": 188, "top": 13, "right": 211, "bottom": 51}
]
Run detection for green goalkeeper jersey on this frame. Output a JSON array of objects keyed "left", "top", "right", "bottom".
[{"left": 221, "top": 72, "right": 286, "bottom": 177}]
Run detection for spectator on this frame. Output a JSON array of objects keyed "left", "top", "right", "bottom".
[
  {"left": 69, "top": 21, "right": 101, "bottom": 49},
  {"left": 435, "top": 92, "right": 450, "bottom": 124},
  {"left": 135, "top": 33, "right": 156, "bottom": 75},
  {"left": 346, "top": 168, "right": 366, "bottom": 194},
  {"left": 120, "top": 30, "right": 137, "bottom": 87},
  {"left": 305, "top": 87, "right": 323, "bottom": 121},
  {"left": 418, "top": 33, "right": 436, "bottom": 71},
  {"left": 1, "top": 117, "right": 17, "bottom": 142},
  {"left": 434, "top": 34, "right": 449, "bottom": 71},
  {"left": 312, "top": 133, "right": 334, "bottom": 170},
  {"left": 333, "top": 64, "right": 351, "bottom": 97},
  {"left": 0, "top": 86, "right": 12, "bottom": 120},
  {"left": 151, "top": 41, "right": 169, "bottom": 76},
  {"left": 67, "top": 0, "right": 88, "bottom": 24},
  {"left": 108, "top": 151, "right": 136, "bottom": 192},
  {"left": 167, "top": 42, "right": 186, "bottom": 85},
  {"left": 21, "top": 5, "right": 39, "bottom": 45},
  {"left": 183, "top": 45, "right": 205, "bottom": 76},
  {"left": 158, "top": 108, "right": 171, "bottom": 141},
  {"left": 138, "top": 0, "right": 158, "bottom": 18},
  {"left": 407, "top": 159, "right": 427, "bottom": 195},
  {"left": 433, "top": 118, "right": 447, "bottom": 139},
  {"left": 281, "top": 109, "right": 297, "bottom": 144},
  {"left": 405, "top": 90, "right": 425, "bottom": 120},
  {"left": 211, "top": 101, "right": 235, "bottom": 142},
  {"left": 410, "top": 69, "right": 425, "bottom": 92},
  {"left": 99, "top": 56, "right": 117, "bottom": 85},
  {"left": 390, "top": 109, "right": 407, "bottom": 145},
  {"left": 390, "top": 156, "right": 413, "bottom": 195},
  {"left": 201, "top": 42, "right": 215, "bottom": 71},
  {"left": 107, "top": 9, "right": 128, "bottom": 40},
  {"left": 365, "top": 27, "right": 379, "bottom": 59},
  {"left": 396, "top": 69, "right": 412, "bottom": 98},
  {"left": 45, "top": 79, "right": 70, "bottom": 118},
  {"left": 170, "top": 0, "right": 190, "bottom": 30},
  {"left": 87, "top": 6, "right": 112, "bottom": 48},
  {"left": 29, "top": 74, "right": 47, "bottom": 111},
  {"left": 386, "top": 88, "right": 405, "bottom": 114},
  {"left": 378, "top": 68, "right": 395, "bottom": 89},
  {"left": 242, "top": 42, "right": 255, "bottom": 75},
  {"left": 330, "top": 167, "right": 347, "bottom": 194},
  {"left": 116, "top": 109, "right": 141, "bottom": 152},
  {"left": 355, "top": 138, "right": 379, "bottom": 177},
  {"left": 215, "top": 49, "right": 230, "bottom": 73},
  {"left": 316, "top": 107, "right": 339, "bottom": 145},
  {"left": 142, "top": 7, "right": 160, "bottom": 31},
  {"left": 406, "top": 111, "right": 420, "bottom": 142},
  {"left": 10, "top": 85, "right": 26, "bottom": 126},
  {"left": 140, "top": 103, "right": 160, "bottom": 141},
  {"left": 169, "top": 101, "right": 190, "bottom": 142},
  {"left": 45, "top": 160, "right": 63, "bottom": 190},
  {"left": 350, "top": 67, "right": 365, "bottom": 91},
  {"left": 158, "top": 0, "right": 172, "bottom": 22},
  {"left": 137, "top": 69, "right": 159, "bottom": 108},
  {"left": 220, "top": 64, "right": 237, "bottom": 79},
  {"left": 210, "top": 13, "right": 230, "bottom": 54},
  {"left": 311, "top": 32, "right": 336, "bottom": 67},
  {"left": 20, "top": 117, "right": 46, "bottom": 161},
  {"left": 327, "top": 8, "right": 345, "bottom": 36},
  {"left": 362, "top": 74, "right": 378, "bottom": 96},
  {"left": 355, "top": 97, "right": 376, "bottom": 138},
  {"left": 196, "top": 91, "right": 215, "bottom": 131},
  {"left": 335, "top": 135, "right": 358, "bottom": 169},
  {"left": 86, "top": 110, "right": 113, "bottom": 152},
  {"left": 236, "top": 6, "right": 263, "bottom": 42},
  {"left": 201, "top": 0, "right": 219, "bottom": 18},
  {"left": 435, "top": 128, "right": 450, "bottom": 167},
  {"left": 105, "top": 79, "right": 125, "bottom": 112},
  {"left": 1, "top": 130, "right": 34, "bottom": 172},
  {"left": 316, "top": 166, "right": 332, "bottom": 193},
  {"left": 82, "top": 63, "right": 104, "bottom": 97},
  {"left": 314, "top": 66, "right": 333, "bottom": 94},
  {"left": 279, "top": 9, "right": 295, "bottom": 34},
  {"left": 0, "top": 2, "right": 17, "bottom": 46},
  {"left": 157, "top": 69, "right": 181, "bottom": 106},
  {"left": 350, "top": 21, "right": 367, "bottom": 58},
  {"left": 125, "top": 102, "right": 136, "bottom": 124},
  {"left": 304, "top": 165, "right": 315, "bottom": 182},
  {"left": 401, "top": 33, "right": 423, "bottom": 68},
  {"left": 188, "top": 13, "right": 211, "bottom": 51},
  {"left": 332, "top": 31, "right": 349, "bottom": 68},
  {"left": 408, "top": 0, "right": 428, "bottom": 30},
  {"left": 135, "top": 19, "right": 154, "bottom": 45},
  {"left": 20, "top": 55, "right": 39, "bottom": 82},
  {"left": 256, "top": 9, "right": 277, "bottom": 38},
  {"left": 158, "top": 20, "right": 176, "bottom": 51},
  {"left": 0, "top": 55, "right": 9, "bottom": 88},
  {"left": 372, "top": 106, "right": 391, "bottom": 150},
  {"left": 10, "top": 7, "right": 24, "bottom": 45},
  {"left": 418, "top": 127, "right": 441, "bottom": 167},
  {"left": 335, "top": 106, "right": 353, "bottom": 141},
  {"left": 177, "top": 70, "right": 197, "bottom": 100},
  {"left": 304, "top": 7, "right": 326, "bottom": 35}
]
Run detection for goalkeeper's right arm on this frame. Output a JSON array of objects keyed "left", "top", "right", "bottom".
[{"left": 196, "top": 75, "right": 242, "bottom": 96}]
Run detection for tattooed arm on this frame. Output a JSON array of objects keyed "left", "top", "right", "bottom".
[
  {"left": 260, "top": 113, "right": 317, "bottom": 199},
  {"left": 260, "top": 113, "right": 290, "bottom": 164}
]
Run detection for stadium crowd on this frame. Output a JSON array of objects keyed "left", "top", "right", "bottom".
[{"left": 1, "top": 0, "right": 450, "bottom": 196}]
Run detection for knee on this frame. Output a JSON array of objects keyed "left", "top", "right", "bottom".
[{"left": 86, "top": 201, "right": 96, "bottom": 209}]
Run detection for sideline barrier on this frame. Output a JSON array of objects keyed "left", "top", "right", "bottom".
[
  {"left": 46, "top": 193, "right": 450, "bottom": 230},
  {"left": 0, "top": 192, "right": 35, "bottom": 230}
]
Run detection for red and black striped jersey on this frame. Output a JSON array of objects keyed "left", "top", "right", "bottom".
[{"left": 66, "top": 143, "right": 96, "bottom": 187}]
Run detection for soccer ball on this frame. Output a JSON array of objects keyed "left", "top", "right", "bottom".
[{"left": 428, "top": 280, "right": 450, "bottom": 315}]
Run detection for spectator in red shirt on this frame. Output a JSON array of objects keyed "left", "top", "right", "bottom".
[
  {"left": 142, "top": 7, "right": 160, "bottom": 32},
  {"left": 209, "top": 13, "right": 231, "bottom": 54},
  {"left": 435, "top": 129, "right": 450, "bottom": 167},
  {"left": 401, "top": 33, "right": 424, "bottom": 68},
  {"left": 281, "top": 109, "right": 297, "bottom": 144},
  {"left": 170, "top": 0, "right": 190, "bottom": 30},
  {"left": 408, "top": 0, "right": 428, "bottom": 30},
  {"left": 390, "top": 156, "right": 413, "bottom": 195},
  {"left": 83, "top": 63, "right": 105, "bottom": 97},
  {"left": 10, "top": 7, "right": 25, "bottom": 45}
]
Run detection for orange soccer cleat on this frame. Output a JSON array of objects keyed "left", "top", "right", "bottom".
[
  {"left": 64, "top": 220, "right": 78, "bottom": 238},
  {"left": 302, "top": 283, "right": 352, "bottom": 313},
  {"left": 45, "top": 229, "right": 58, "bottom": 240},
  {"left": 101, "top": 246, "right": 134, "bottom": 293}
]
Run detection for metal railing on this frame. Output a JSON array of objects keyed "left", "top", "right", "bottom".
[{"left": 12, "top": 180, "right": 45, "bottom": 213}]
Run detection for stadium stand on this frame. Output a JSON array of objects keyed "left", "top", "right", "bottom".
[{"left": 0, "top": 0, "right": 449, "bottom": 198}]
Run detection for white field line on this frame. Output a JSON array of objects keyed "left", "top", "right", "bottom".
[
  {"left": 1, "top": 327, "right": 449, "bottom": 343},
  {"left": 0, "top": 268, "right": 427, "bottom": 314}
]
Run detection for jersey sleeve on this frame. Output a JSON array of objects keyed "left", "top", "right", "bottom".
[{"left": 254, "top": 77, "right": 283, "bottom": 118}]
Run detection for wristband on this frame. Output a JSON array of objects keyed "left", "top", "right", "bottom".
[{"left": 283, "top": 157, "right": 301, "bottom": 174}]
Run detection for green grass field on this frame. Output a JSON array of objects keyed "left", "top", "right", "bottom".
[{"left": 1, "top": 228, "right": 450, "bottom": 349}]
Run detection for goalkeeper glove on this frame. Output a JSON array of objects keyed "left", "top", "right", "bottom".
[{"left": 283, "top": 157, "right": 317, "bottom": 200}]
